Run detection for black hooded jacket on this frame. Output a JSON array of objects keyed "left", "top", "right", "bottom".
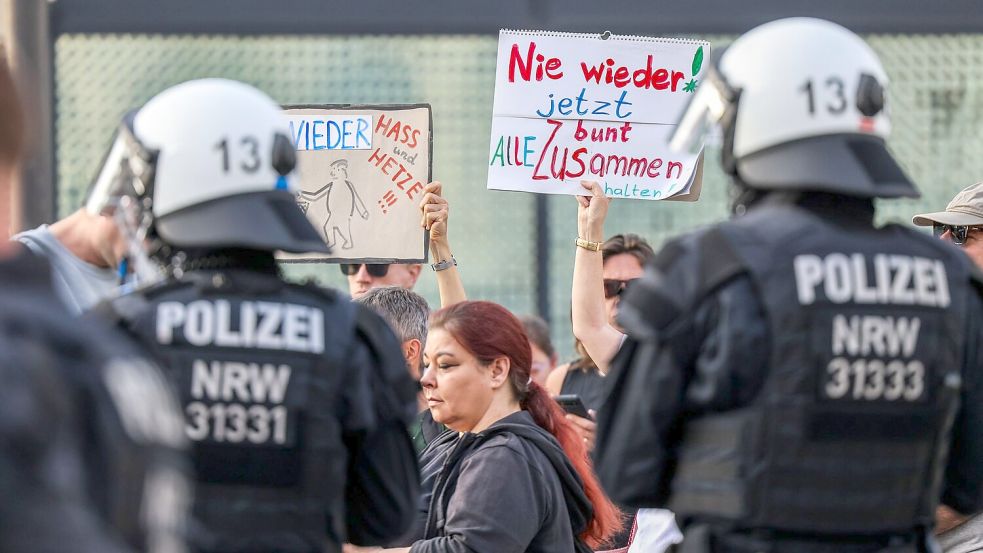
[{"left": 409, "top": 410, "right": 594, "bottom": 553}]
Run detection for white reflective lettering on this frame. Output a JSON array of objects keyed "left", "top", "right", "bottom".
[
  {"left": 156, "top": 302, "right": 186, "bottom": 344},
  {"left": 794, "top": 254, "right": 823, "bottom": 304},
  {"left": 934, "top": 260, "right": 951, "bottom": 308},
  {"left": 184, "top": 301, "right": 214, "bottom": 346},
  {"left": 851, "top": 253, "right": 877, "bottom": 303},
  {"left": 190, "top": 359, "right": 221, "bottom": 400},
  {"left": 794, "top": 253, "right": 948, "bottom": 307},
  {"left": 831, "top": 314, "right": 859, "bottom": 356},
  {"left": 152, "top": 301, "right": 325, "bottom": 353},
  {"left": 213, "top": 300, "right": 242, "bottom": 347},
  {"left": 889, "top": 256, "right": 915, "bottom": 305},
  {"left": 222, "top": 362, "right": 251, "bottom": 402},
  {"left": 249, "top": 364, "right": 292, "bottom": 404},
  {"left": 824, "top": 253, "right": 853, "bottom": 303}
]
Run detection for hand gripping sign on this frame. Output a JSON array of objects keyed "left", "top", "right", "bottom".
[
  {"left": 487, "top": 30, "right": 709, "bottom": 201},
  {"left": 280, "top": 104, "right": 432, "bottom": 263}
]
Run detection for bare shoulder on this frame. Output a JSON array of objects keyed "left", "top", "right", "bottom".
[{"left": 545, "top": 362, "right": 570, "bottom": 396}]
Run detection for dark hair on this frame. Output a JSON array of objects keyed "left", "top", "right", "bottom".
[
  {"left": 430, "top": 301, "right": 622, "bottom": 548},
  {"left": 519, "top": 314, "right": 555, "bottom": 361},
  {"left": 601, "top": 232, "right": 655, "bottom": 266},
  {"left": 571, "top": 233, "right": 655, "bottom": 373},
  {"left": 0, "top": 52, "right": 24, "bottom": 166}
]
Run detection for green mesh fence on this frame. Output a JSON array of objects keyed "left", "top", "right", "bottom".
[{"left": 54, "top": 33, "right": 983, "bottom": 360}]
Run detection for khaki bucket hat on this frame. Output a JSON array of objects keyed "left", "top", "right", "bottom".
[{"left": 913, "top": 182, "right": 983, "bottom": 227}]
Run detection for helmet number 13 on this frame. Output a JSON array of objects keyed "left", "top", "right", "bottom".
[
  {"left": 215, "top": 136, "right": 262, "bottom": 174},
  {"left": 799, "top": 77, "right": 847, "bottom": 116}
]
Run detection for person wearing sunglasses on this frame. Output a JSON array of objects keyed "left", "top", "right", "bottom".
[
  {"left": 546, "top": 180, "right": 679, "bottom": 553},
  {"left": 341, "top": 260, "right": 420, "bottom": 300},
  {"left": 547, "top": 179, "right": 656, "bottom": 433},
  {"left": 913, "top": 182, "right": 983, "bottom": 269},
  {"left": 913, "top": 182, "right": 983, "bottom": 551}
]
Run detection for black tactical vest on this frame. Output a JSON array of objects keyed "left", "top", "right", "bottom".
[
  {"left": 106, "top": 270, "right": 370, "bottom": 553},
  {"left": 667, "top": 203, "right": 970, "bottom": 536},
  {"left": 1, "top": 249, "right": 191, "bottom": 553}
]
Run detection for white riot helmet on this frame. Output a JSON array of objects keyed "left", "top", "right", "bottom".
[
  {"left": 671, "top": 17, "right": 918, "bottom": 199},
  {"left": 86, "top": 78, "right": 330, "bottom": 260}
]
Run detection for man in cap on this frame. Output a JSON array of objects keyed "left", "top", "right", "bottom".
[
  {"left": 89, "top": 78, "right": 419, "bottom": 553},
  {"left": 914, "top": 183, "right": 983, "bottom": 553},
  {"left": 913, "top": 182, "right": 983, "bottom": 268},
  {"left": 595, "top": 17, "right": 983, "bottom": 553}
]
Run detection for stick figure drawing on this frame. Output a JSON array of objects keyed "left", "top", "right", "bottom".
[{"left": 297, "top": 159, "right": 369, "bottom": 250}]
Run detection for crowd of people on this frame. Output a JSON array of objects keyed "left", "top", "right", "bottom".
[{"left": 2, "top": 14, "right": 983, "bottom": 553}]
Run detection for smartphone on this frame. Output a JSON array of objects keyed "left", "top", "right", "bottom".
[{"left": 554, "top": 394, "right": 591, "bottom": 419}]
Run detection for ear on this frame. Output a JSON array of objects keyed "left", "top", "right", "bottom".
[
  {"left": 402, "top": 338, "right": 423, "bottom": 380},
  {"left": 407, "top": 263, "right": 423, "bottom": 283},
  {"left": 487, "top": 356, "right": 511, "bottom": 389}
]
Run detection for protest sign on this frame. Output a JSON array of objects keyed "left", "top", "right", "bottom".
[
  {"left": 488, "top": 30, "right": 708, "bottom": 201},
  {"left": 280, "top": 104, "right": 432, "bottom": 263}
]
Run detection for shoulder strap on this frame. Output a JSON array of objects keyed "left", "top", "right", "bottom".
[{"left": 620, "top": 227, "right": 747, "bottom": 340}]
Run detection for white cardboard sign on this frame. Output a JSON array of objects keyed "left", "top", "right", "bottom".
[
  {"left": 488, "top": 30, "right": 709, "bottom": 201},
  {"left": 280, "top": 104, "right": 432, "bottom": 263}
]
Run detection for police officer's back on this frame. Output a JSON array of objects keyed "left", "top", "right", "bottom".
[
  {"left": 87, "top": 79, "right": 420, "bottom": 552},
  {"left": 594, "top": 18, "right": 983, "bottom": 553},
  {"left": 0, "top": 55, "right": 190, "bottom": 553}
]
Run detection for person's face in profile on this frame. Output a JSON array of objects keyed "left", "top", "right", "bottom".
[
  {"left": 938, "top": 225, "right": 983, "bottom": 270},
  {"left": 421, "top": 328, "right": 503, "bottom": 433},
  {"left": 602, "top": 253, "right": 644, "bottom": 331}
]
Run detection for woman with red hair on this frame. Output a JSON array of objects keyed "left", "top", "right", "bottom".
[{"left": 383, "top": 300, "right": 622, "bottom": 553}]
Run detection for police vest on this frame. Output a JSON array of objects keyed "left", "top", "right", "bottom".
[
  {"left": 2, "top": 250, "right": 191, "bottom": 553},
  {"left": 667, "top": 203, "right": 970, "bottom": 535},
  {"left": 106, "top": 270, "right": 364, "bottom": 552}
]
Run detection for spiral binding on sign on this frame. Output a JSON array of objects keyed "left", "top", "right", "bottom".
[{"left": 500, "top": 28, "right": 708, "bottom": 46}]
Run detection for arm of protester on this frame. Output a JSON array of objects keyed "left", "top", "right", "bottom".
[
  {"left": 572, "top": 180, "right": 625, "bottom": 374},
  {"left": 935, "top": 505, "right": 971, "bottom": 535},
  {"left": 421, "top": 181, "right": 467, "bottom": 308}
]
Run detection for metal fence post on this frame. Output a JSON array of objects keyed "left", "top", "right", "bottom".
[
  {"left": 535, "top": 194, "right": 551, "bottom": 324},
  {"left": 2, "top": 0, "right": 55, "bottom": 230}
]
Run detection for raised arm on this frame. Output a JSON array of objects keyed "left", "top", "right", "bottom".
[
  {"left": 420, "top": 181, "right": 467, "bottom": 307},
  {"left": 572, "top": 180, "right": 624, "bottom": 374}
]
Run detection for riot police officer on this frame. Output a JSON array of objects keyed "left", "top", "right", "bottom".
[
  {"left": 594, "top": 17, "right": 983, "bottom": 553},
  {"left": 0, "top": 54, "right": 191, "bottom": 553},
  {"left": 87, "top": 78, "right": 420, "bottom": 553}
]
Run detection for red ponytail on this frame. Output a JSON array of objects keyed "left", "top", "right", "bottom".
[
  {"left": 522, "top": 381, "right": 623, "bottom": 548},
  {"left": 430, "top": 301, "right": 623, "bottom": 548}
]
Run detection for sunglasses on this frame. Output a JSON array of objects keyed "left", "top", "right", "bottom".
[
  {"left": 340, "top": 263, "right": 391, "bottom": 277},
  {"left": 933, "top": 224, "right": 981, "bottom": 246},
  {"left": 603, "top": 278, "right": 637, "bottom": 299}
]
